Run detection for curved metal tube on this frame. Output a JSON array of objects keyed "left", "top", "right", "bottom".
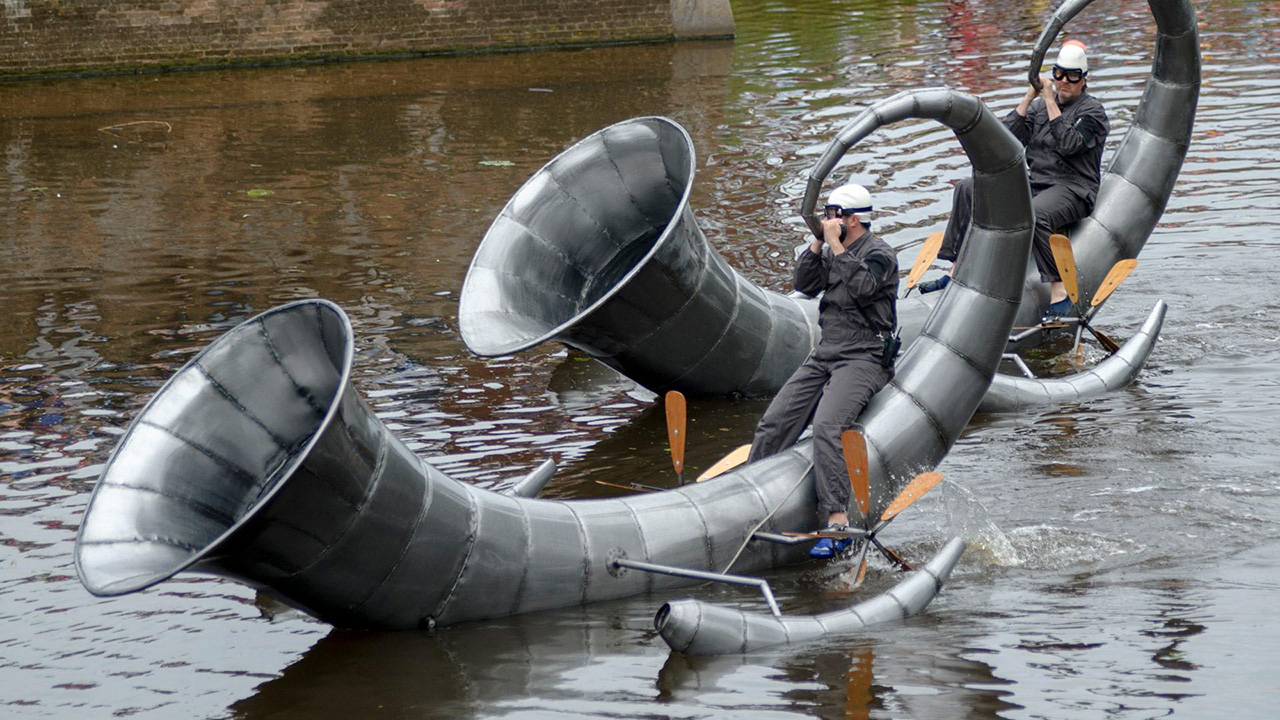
[
  {"left": 814, "top": 89, "right": 1031, "bottom": 503},
  {"left": 897, "top": 0, "right": 1197, "bottom": 403},
  {"left": 458, "top": 116, "right": 819, "bottom": 397},
  {"left": 980, "top": 300, "right": 1167, "bottom": 412},
  {"left": 457, "top": 0, "right": 1195, "bottom": 409},
  {"left": 1028, "top": 0, "right": 1198, "bottom": 303},
  {"left": 74, "top": 90, "right": 1031, "bottom": 630},
  {"left": 656, "top": 538, "right": 965, "bottom": 655}
]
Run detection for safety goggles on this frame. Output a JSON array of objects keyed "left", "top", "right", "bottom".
[
  {"left": 1051, "top": 65, "right": 1086, "bottom": 83},
  {"left": 823, "top": 204, "right": 846, "bottom": 220}
]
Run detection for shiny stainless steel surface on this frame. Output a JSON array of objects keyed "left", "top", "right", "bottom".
[
  {"left": 981, "top": 300, "right": 1168, "bottom": 412},
  {"left": 75, "top": 88, "right": 1028, "bottom": 628},
  {"left": 3, "top": 0, "right": 1275, "bottom": 716},
  {"left": 459, "top": 116, "right": 820, "bottom": 396},
  {"left": 1029, "top": 0, "right": 1199, "bottom": 305},
  {"left": 656, "top": 537, "right": 965, "bottom": 655},
  {"left": 74, "top": 299, "right": 823, "bottom": 629}
]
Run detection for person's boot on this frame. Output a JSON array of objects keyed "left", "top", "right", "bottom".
[
  {"left": 808, "top": 524, "right": 854, "bottom": 559},
  {"left": 917, "top": 274, "right": 951, "bottom": 294},
  {"left": 1043, "top": 297, "right": 1077, "bottom": 321}
]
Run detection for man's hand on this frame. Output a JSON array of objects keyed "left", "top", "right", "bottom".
[
  {"left": 822, "top": 217, "right": 846, "bottom": 255},
  {"left": 1016, "top": 77, "right": 1045, "bottom": 117},
  {"left": 1040, "top": 74, "right": 1061, "bottom": 120}
]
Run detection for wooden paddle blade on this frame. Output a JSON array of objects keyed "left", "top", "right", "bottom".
[
  {"left": 1087, "top": 324, "right": 1122, "bottom": 353},
  {"left": 1049, "top": 234, "right": 1079, "bottom": 304},
  {"left": 1091, "top": 259, "right": 1138, "bottom": 308},
  {"left": 880, "top": 471, "right": 943, "bottom": 522},
  {"left": 871, "top": 538, "right": 914, "bottom": 572},
  {"left": 841, "top": 429, "right": 870, "bottom": 517},
  {"left": 906, "top": 232, "right": 945, "bottom": 289},
  {"left": 852, "top": 550, "right": 869, "bottom": 588},
  {"left": 695, "top": 443, "right": 751, "bottom": 482},
  {"left": 594, "top": 480, "right": 657, "bottom": 494},
  {"left": 664, "top": 391, "right": 686, "bottom": 477}
]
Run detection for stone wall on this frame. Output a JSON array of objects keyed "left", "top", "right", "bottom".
[{"left": 0, "top": 0, "right": 733, "bottom": 78}]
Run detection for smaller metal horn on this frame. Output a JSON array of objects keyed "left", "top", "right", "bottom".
[{"left": 458, "top": 116, "right": 818, "bottom": 397}]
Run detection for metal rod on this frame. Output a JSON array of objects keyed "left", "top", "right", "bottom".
[
  {"left": 1001, "top": 353, "right": 1037, "bottom": 379},
  {"left": 612, "top": 558, "right": 782, "bottom": 618},
  {"left": 751, "top": 531, "right": 816, "bottom": 545}
]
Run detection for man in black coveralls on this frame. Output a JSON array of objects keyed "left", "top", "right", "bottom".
[
  {"left": 920, "top": 40, "right": 1109, "bottom": 319},
  {"left": 748, "top": 184, "right": 899, "bottom": 558}
]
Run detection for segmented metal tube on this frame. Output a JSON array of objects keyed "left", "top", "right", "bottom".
[
  {"left": 75, "top": 89, "right": 1030, "bottom": 630},
  {"left": 656, "top": 538, "right": 966, "bottom": 655},
  {"left": 981, "top": 300, "right": 1168, "bottom": 412}
]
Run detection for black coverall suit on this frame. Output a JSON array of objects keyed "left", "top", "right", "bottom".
[
  {"left": 748, "top": 229, "right": 899, "bottom": 517},
  {"left": 939, "top": 91, "right": 1110, "bottom": 281}
]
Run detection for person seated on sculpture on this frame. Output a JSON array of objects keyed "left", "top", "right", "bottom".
[
  {"left": 748, "top": 183, "right": 899, "bottom": 559},
  {"left": 918, "top": 40, "right": 1110, "bottom": 319}
]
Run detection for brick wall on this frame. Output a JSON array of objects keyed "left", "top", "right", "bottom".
[{"left": 0, "top": 0, "right": 732, "bottom": 78}]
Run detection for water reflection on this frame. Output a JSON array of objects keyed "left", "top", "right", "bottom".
[{"left": 2, "top": 0, "right": 1280, "bottom": 717}]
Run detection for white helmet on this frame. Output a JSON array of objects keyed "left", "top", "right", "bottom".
[
  {"left": 1055, "top": 41, "right": 1089, "bottom": 74},
  {"left": 827, "top": 183, "right": 873, "bottom": 223}
]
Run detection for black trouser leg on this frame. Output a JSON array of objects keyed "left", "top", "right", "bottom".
[
  {"left": 749, "top": 357, "right": 827, "bottom": 463},
  {"left": 809, "top": 356, "right": 891, "bottom": 517},
  {"left": 938, "top": 177, "right": 973, "bottom": 263},
  {"left": 1029, "top": 185, "right": 1092, "bottom": 282}
]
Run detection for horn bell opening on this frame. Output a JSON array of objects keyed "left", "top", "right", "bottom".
[
  {"left": 74, "top": 300, "right": 354, "bottom": 596},
  {"left": 459, "top": 116, "right": 696, "bottom": 356}
]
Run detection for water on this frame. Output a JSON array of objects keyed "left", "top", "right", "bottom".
[{"left": 2, "top": 0, "right": 1279, "bottom": 716}]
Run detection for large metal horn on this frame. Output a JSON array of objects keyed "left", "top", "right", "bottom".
[
  {"left": 75, "top": 89, "right": 1029, "bottom": 631},
  {"left": 75, "top": 299, "right": 824, "bottom": 630},
  {"left": 459, "top": 117, "right": 818, "bottom": 397},
  {"left": 652, "top": 89, "right": 1032, "bottom": 653}
]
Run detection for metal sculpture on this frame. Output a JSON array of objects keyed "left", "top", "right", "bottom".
[
  {"left": 460, "top": 0, "right": 1196, "bottom": 409},
  {"left": 75, "top": 87, "right": 1031, "bottom": 635},
  {"left": 649, "top": 87, "right": 1034, "bottom": 653},
  {"left": 980, "top": 300, "right": 1167, "bottom": 412},
  {"left": 458, "top": 116, "right": 819, "bottom": 397},
  {"left": 657, "top": 538, "right": 966, "bottom": 655}
]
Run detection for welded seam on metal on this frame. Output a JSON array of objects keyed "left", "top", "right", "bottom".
[
  {"left": 563, "top": 502, "right": 592, "bottom": 605},
  {"left": 618, "top": 499, "right": 654, "bottom": 593},
  {"left": 78, "top": 536, "right": 203, "bottom": 552},
  {"left": 721, "top": 468, "right": 779, "bottom": 572},
  {"left": 510, "top": 498, "right": 534, "bottom": 615},
  {"left": 740, "top": 283, "right": 783, "bottom": 393},
  {"left": 497, "top": 215, "right": 594, "bottom": 283},
  {"left": 429, "top": 486, "right": 481, "bottom": 621},
  {"left": 882, "top": 381, "right": 950, "bottom": 454},
  {"left": 920, "top": 317, "right": 1013, "bottom": 379},
  {"left": 547, "top": 170, "right": 625, "bottom": 252},
  {"left": 195, "top": 366, "right": 293, "bottom": 450},
  {"left": 351, "top": 456, "right": 436, "bottom": 613},
  {"left": 685, "top": 603, "right": 704, "bottom": 654},
  {"left": 603, "top": 223, "right": 714, "bottom": 359},
  {"left": 475, "top": 265, "right": 581, "bottom": 309},
  {"left": 1109, "top": 155, "right": 1169, "bottom": 210},
  {"left": 135, "top": 420, "right": 269, "bottom": 496},
  {"left": 289, "top": 431, "right": 391, "bottom": 578},
  {"left": 1077, "top": 218, "right": 1128, "bottom": 265},
  {"left": 683, "top": 492, "right": 716, "bottom": 570},
  {"left": 661, "top": 269, "right": 746, "bottom": 390},
  {"left": 98, "top": 482, "right": 236, "bottom": 526},
  {"left": 256, "top": 321, "right": 327, "bottom": 416},
  {"left": 786, "top": 292, "right": 822, "bottom": 350},
  {"left": 600, "top": 130, "right": 669, "bottom": 232}
]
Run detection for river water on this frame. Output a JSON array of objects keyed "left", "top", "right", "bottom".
[{"left": 2, "top": 0, "right": 1278, "bottom": 717}]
